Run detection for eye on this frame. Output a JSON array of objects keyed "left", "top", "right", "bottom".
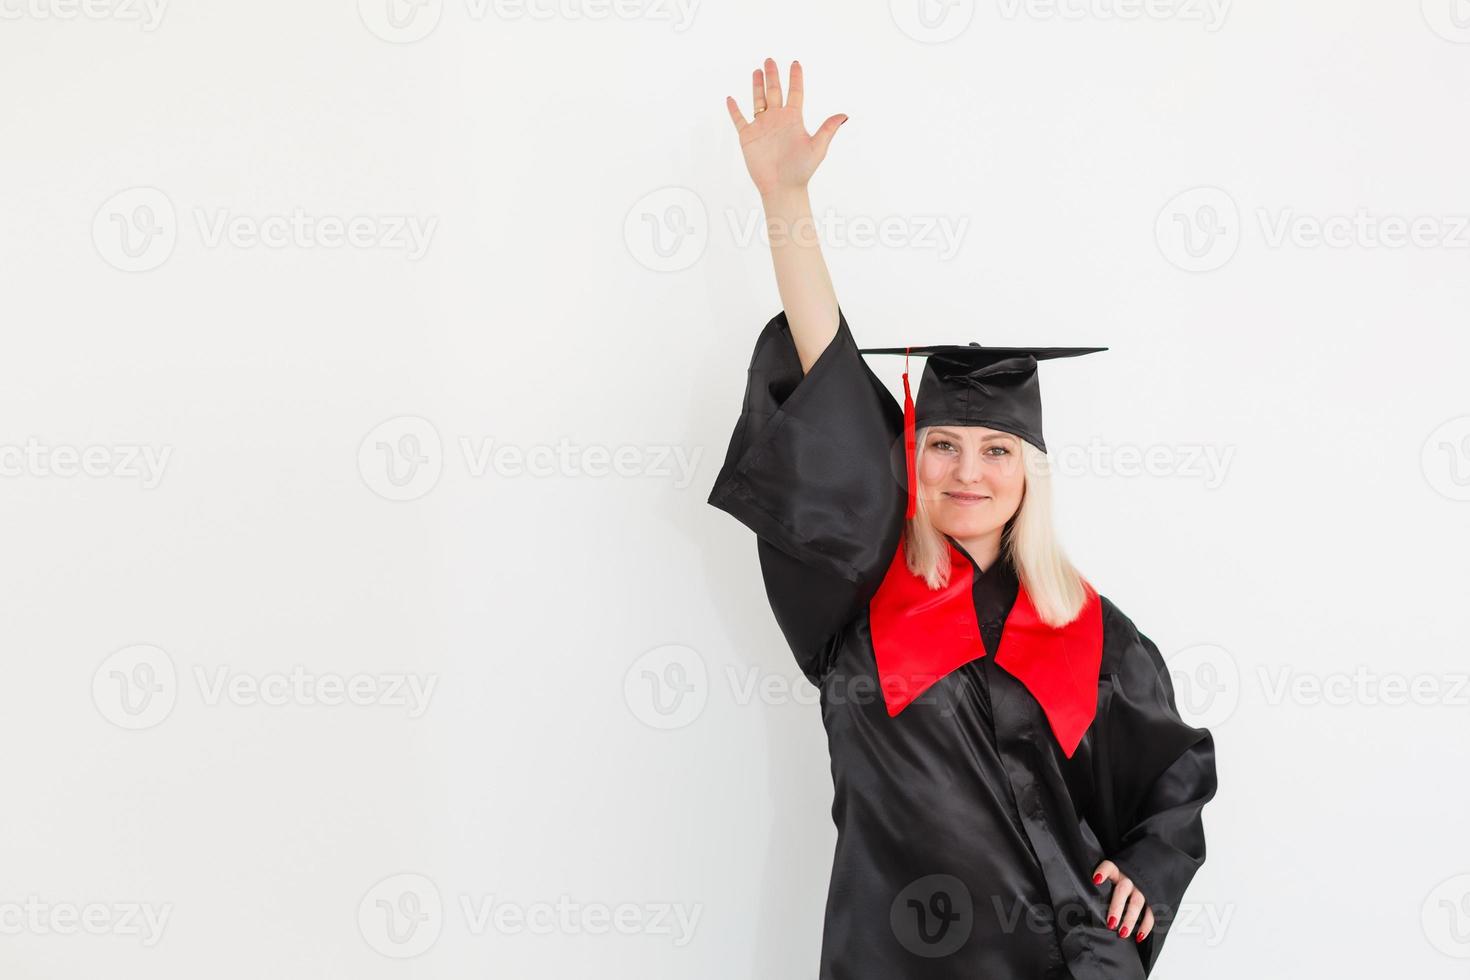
[
  {"left": 930, "top": 439, "right": 957, "bottom": 453},
  {"left": 985, "top": 444, "right": 1011, "bottom": 456}
]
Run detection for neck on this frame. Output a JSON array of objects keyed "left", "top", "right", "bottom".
[{"left": 951, "top": 529, "right": 1004, "bottom": 572}]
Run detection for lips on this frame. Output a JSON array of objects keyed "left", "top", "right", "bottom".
[{"left": 944, "top": 492, "right": 990, "bottom": 505}]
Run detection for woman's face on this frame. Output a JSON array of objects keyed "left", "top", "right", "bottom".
[{"left": 916, "top": 425, "right": 1026, "bottom": 539}]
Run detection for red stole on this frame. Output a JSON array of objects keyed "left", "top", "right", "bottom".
[{"left": 868, "top": 537, "right": 1103, "bottom": 758}]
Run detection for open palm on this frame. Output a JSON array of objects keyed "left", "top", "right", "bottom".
[{"left": 725, "top": 58, "right": 847, "bottom": 198}]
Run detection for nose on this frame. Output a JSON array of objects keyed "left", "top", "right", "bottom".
[{"left": 954, "top": 446, "right": 985, "bottom": 486}]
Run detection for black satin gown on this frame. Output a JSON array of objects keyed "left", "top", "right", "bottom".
[{"left": 707, "top": 308, "right": 1218, "bottom": 979}]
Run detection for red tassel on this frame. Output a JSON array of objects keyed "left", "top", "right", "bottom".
[{"left": 902, "top": 347, "right": 916, "bottom": 520}]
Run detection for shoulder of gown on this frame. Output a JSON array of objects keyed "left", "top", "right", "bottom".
[{"left": 707, "top": 306, "right": 906, "bottom": 683}]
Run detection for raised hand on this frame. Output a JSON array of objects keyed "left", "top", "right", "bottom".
[{"left": 725, "top": 58, "right": 848, "bottom": 200}]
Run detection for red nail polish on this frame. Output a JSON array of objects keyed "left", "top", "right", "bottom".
[
  {"left": 1093, "top": 872, "right": 1104, "bottom": 884},
  {"left": 1135, "top": 931, "right": 1145, "bottom": 943},
  {"left": 1107, "top": 915, "right": 1116, "bottom": 929},
  {"left": 1119, "top": 926, "right": 1130, "bottom": 938}
]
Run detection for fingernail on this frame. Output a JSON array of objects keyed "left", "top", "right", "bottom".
[
  {"left": 1135, "top": 931, "right": 1145, "bottom": 943},
  {"left": 1092, "top": 873, "right": 1104, "bottom": 884},
  {"left": 1119, "top": 926, "right": 1130, "bottom": 938},
  {"left": 1106, "top": 915, "right": 1116, "bottom": 929}
]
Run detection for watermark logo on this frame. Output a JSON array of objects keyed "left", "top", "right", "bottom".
[
  {"left": 1156, "top": 186, "right": 1240, "bottom": 273},
  {"left": 359, "top": 873, "right": 443, "bottom": 958},
  {"left": 92, "top": 644, "right": 178, "bottom": 731},
  {"left": 891, "top": 874, "right": 974, "bottom": 957},
  {"left": 93, "top": 187, "right": 177, "bottom": 273},
  {"left": 358, "top": 0, "right": 443, "bottom": 42},
  {"left": 358, "top": 416, "right": 444, "bottom": 502},
  {"left": 891, "top": 0, "right": 975, "bottom": 43},
  {"left": 1168, "top": 643, "right": 1239, "bottom": 728},
  {"left": 625, "top": 187, "right": 707, "bottom": 273},
  {"left": 1423, "top": 873, "right": 1470, "bottom": 957},
  {"left": 624, "top": 644, "right": 708, "bottom": 730},
  {"left": 1421, "top": 416, "right": 1470, "bottom": 502},
  {"left": 1422, "top": 0, "right": 1470, "bottom": 43}
]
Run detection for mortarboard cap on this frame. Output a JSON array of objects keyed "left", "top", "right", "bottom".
[{"left": 858, "top": 342, "right": 1107, "bottom": 519}]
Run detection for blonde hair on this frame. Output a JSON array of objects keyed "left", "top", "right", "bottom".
[{"left": 905, "top": 427, "right": 1089, "bottom": 627}]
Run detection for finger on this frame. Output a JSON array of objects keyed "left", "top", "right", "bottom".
[
  {"left": 764, "top": 56, "right": 783, "bottom": 108},
  {"left": 1091, "top": 860, "right": 1117, "bottom": 886},
  {"left": 1135, "top": 906, "right": 1155, "bottom": 943},
  {"left": 1118, "top": 890, "right": 1147, "bottom": 939},
  {"left": 751, "top": 68, "right": 766, "bottom": 113},
  {"left": 788, "top": 59, "right": 804, "bottom": 111},
  {"left": 725, "top": 96, "right": 748, "bottom": 132},
  {"left": 810, "top": 113, "right": 847, "bottom": 159},
  {"left": 1106, "top": 877, "right": 1133, "bottom": 932}
]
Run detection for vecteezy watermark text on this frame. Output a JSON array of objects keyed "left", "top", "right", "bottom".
[
  {"left": 622, "top": 187, "right": 972, "bottom": 272},
  {"left": 358, "top": 0, "right": 699, "bottom": 43},
  {"left": 995, "top": 0, "right": 1230, "bottom": 30},
  {"left": 0, "top": 0, "right": 167, "bottom": 29},
  {"left": 92, "top": 645, "right": 438, "bottom": 730},
  {"left": 358, "top": 416, "right": 703, "bottom": 502},
  {"left": 0, "top": 897, "right": 173, "bottom": 946},
  {"left": 93, "top": 187, "right": 437, "bottom": 272},
  {"left": 357, "top": 873, "right": 701, "bottom": 958},
  {"left": 0, "top": 438, "right": 172, "bottom": 488},
  {"left": 1157, "top": 186, "right": 1470, "bottom": 272}
]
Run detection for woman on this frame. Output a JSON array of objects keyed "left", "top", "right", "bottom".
[{"left": 708, "top": 60, "right": 1218, "bottom": 979}]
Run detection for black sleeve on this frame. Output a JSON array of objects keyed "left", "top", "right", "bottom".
[
  {"left": 1089, "top": 615, "right": 1219, "bottom": 976},
  {"left": 707, "top": 306, "right": 906, "bottom": 685}
]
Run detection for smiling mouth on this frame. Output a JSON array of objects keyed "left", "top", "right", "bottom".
[{"left": 944, "top": 492, "right": 991, "bottom": 503}]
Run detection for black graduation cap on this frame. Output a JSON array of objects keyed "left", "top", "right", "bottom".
[{"left": 858, "top": 341, "right": 1107, "bottom": 518}]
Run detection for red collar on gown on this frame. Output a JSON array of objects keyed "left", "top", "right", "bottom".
[{"left": 867, "top": 536, "right": 1104, "bottom": 758}]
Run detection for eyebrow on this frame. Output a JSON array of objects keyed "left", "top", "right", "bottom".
[{"left": 928, "top": 428, "right": 1017, "bottom": 443}]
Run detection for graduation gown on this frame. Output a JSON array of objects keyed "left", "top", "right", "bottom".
[{"left": 708, "top": 308, "right": 1218, "bottom": 979}]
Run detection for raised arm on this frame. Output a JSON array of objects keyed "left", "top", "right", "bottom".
[
  {"left": 725, "top": 58, "right": 850, "bottom": 374},
  {"left": 710, "top": 60, "right": 902, "bottom": 685}
]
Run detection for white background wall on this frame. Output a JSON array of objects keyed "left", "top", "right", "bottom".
[{"left": 3, "top": 1, "right": 1469, "bottom": 977}]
